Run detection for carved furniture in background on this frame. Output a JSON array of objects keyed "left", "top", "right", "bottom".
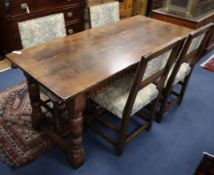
[
  {"left": 163, "top": 0, "right": 214, "bottom": 18},
  {"left": 0, "top": 0, "right": 84, "bottom": 55},
  {"left": 157, "top": 23, "right": 214, "bottom": 123},
  {"left": 133, "top": 0, "right": 148, "bottom": 16},
  {"left": 147, "top": 0, "right": 164, "bottom": 16},
  {"left": 119, "top": 0, "right": 133, "bottom": 18},
  {"left": 0, "top": 42, "right": 3, "bottom": 60},
  {"left": 151, "top": 0, "right": 164, "bottom": 9},
  {"left": 152, "top": 8, "right": 214, "bottom": 54},
  {"left": 6, "top": 16, "right": 191, "bottom": 168}
]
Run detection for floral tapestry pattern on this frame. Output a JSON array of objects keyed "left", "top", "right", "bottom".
[
  {"left": 89, "top": 2, "right": 120, "bottom": 28},
  {"left": 18, "top": 13, "right": 66, "bottom": 48}
]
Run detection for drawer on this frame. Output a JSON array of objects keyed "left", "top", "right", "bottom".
[
  {"left": 7, "top": 0, "right": 81, "bottom": 17},
  {"left": 63, "top": 7, "right": 83, "bottom": 23},
  {"left": 66, "top": 21, "right": 84, "bottom": 35}
]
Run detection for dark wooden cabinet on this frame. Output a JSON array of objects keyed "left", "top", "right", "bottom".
[
  {"left": 147, "top": 0, "right": 164, "bottom": 16},
  {"left": 0, "top": 0, "right": 84, "bottom": 55},
  {"left": 152, "top": 9, "right": 214, "bottom": 54},
  {"left": 0, "top": 34, "right": 3, "bottom": 59}
]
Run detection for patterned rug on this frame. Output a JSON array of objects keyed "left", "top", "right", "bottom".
[
  {"left": 0, "top": 82, "right": 52, "bottom": 166},
  {"left": 194, "top": 153, "right": 214, "bottom": 175},
  {"left": 201, "top": 53, "right": 214, "bottom": 72}
]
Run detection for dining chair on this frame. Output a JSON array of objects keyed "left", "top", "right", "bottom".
[
  {"left": 156, "top": 23, "right": 214, "bottom": 123},
  {"left": 89, "top": 1, "right": 120, "bottom": 28},
  {"left": 18, "top": 13, "right": 67, "bottom": 131},
  {"left": 18, "top": 13, "right": 66, "bottom": 48},
  {"left": 87, "top": 38, "right": 182, "bottom": 155}
]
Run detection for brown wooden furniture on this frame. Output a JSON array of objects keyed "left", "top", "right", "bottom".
[
  {"left": 162, "top": 0, "right": 214, "bottom": 18},
  {"left": 119, "top": 0, "right": 134, "bottom": 18},
  {"left": 88, "top": 38, "right": 182, "bottom": 155},
  {"left": 0, "top": 0, "right": 84, "bottom": 55},
  {"left": 152, "top": 8, "right": 214, "bottom": 54},
  {"left": 6, "top": 16, "right": 191, "bottom": 168},
  {"left": 133, "top": 0, "right": 148, "bottom": 16},
  {"left": 147, "top": 0, "right": 164, "bottom": 16},
  {"left": 0, "top": 46, "right": 3, "bottom": 60},
  {"left": 156, "top": 23, "right": 214, "bottom": 123}
]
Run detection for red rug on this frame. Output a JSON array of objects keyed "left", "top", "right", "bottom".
[
  {"left": 194, "top": 153, "right": 214, "bottom": 175},
  {"left": 0, "top": 82, "right": 52, "bottom": 166},
  {"left": 201, "top": 54, "right": 214, "bottom": 72}
]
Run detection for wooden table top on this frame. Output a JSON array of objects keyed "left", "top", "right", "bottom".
[{"left": 7, "top": 16, "right": 192, "bottom": 100}]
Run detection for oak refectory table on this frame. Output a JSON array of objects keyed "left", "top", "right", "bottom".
[{"left": 6, "top": 16, "right": 192, "bottom": 168}]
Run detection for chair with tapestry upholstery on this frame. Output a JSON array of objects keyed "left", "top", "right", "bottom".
[
  {"left": 89, "top": 1, "right": 120, "bottom": 28},
  {"left": 18, "top": 13, "right": 66, "bottom": 48},
  {"left": 156, "top": 23, "right": 214, "bottom": 123},
  {"left": 18, "top": 13, "right": 67, "bottom": 130},
  {"left": 87, "top": 38, "right": 182, "bottom": 155}
]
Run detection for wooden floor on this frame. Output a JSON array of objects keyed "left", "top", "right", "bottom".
[{"left": 0, "top": 59, "right": 12, "bottom": 72}]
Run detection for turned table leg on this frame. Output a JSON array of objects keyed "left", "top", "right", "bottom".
[
  {"left": 25, "top": 74, "right": 42, "bottom": 130},
  {"left": 66, "top": 94, "right": 86, "bottom": 168}
]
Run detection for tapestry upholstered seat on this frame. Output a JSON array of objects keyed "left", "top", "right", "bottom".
[
  {"left": 88, "top": 38, "right": 182, "bottom": 155},
  {"left": 165, "top": 32, "right": 205, "bottom": 88},
  {"left": 92, "top": 74, "right": 158, "bottom": 119},
  {"left": 92, "top": 50, "right": 172, "bottom": 119},
  {"left": 156, "top": 23, "right": 214, "bottom": 123},
  {"left": 89, "top": 1, "right": 120, "bottom": 28},
  {"left": 93, "top": 50, "right": 190, "bottom": 118},
  {"left": 165, "top": 62, "right": 191, "bottom": 87},
  {"left": 164, "top": 32, "right": 205, "bottom": 88}
]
